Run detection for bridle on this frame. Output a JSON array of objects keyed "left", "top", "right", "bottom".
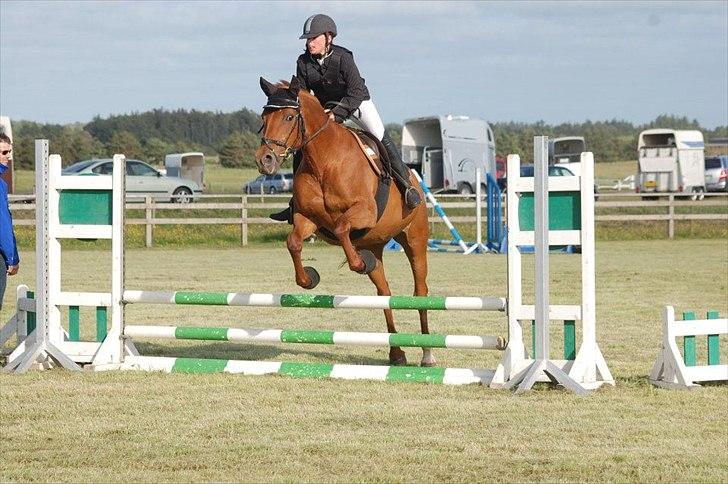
[{"left": 260, "top": 99, "right": 330, "bottom": 163}]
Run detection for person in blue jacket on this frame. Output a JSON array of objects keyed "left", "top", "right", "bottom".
[{"left": 0, "top": 133, "right": 19, "bottom": 311}]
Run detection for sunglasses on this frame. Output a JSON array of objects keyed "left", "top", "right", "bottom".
[{"left": 0, "top": 150, "right": 11, "bottom": 155}]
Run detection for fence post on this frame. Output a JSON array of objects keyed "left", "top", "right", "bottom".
[
  {"left": 241, "top": 194, "right": 248, "bottom": 247},
  {"left": 145, "top": 195, "right": 153, "bottom": 248},
  {"left": 668, "top": 194, "right": 675, "bottom": 239}
]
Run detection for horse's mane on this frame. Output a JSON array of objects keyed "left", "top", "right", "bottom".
[{"left": 276, "top": 80, "right": 290, "bottom": 89}]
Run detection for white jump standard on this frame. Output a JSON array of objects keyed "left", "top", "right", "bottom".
[{"left": 650, "top": 306, "right": 727, "bottom": 389}]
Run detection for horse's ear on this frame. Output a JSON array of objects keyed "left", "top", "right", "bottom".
[
  {"left": 289, "top": 76, "right": 302, "bottom": 96},
  {"left": 260, "top": 77, "right": 277, "bottom": 97}
]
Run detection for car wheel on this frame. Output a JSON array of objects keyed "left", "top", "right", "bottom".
[
  {"left": 172, "top": 187, "right": 193, "bottom": 204},
  {"left": 269, "top": 186, "right": 277, "bottom": 195},
  {"left": 458, "top": 183, "right": 473, "bottom": 196}
]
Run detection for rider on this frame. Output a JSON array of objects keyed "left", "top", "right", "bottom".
[{"left": 270, "top": 13, "right": 421, "bottom": 222}]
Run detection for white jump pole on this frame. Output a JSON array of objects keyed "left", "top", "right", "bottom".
[{"left": 464, "top": 168, "right": 488, "bottom": 254}]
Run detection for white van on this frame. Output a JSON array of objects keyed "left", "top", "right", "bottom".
[
  {"left": 637, "top": 129, "right": 705, "bottom": 198},
  {"left": 401, "top": 115, "right": 496, "bottom": 194}
]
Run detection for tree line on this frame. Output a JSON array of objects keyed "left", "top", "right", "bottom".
[{"left": 9, "top": 109, "right": 727, "bottom": 170}]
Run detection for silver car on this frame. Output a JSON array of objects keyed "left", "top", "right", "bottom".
[
  {"left": 704, "top": 156, "right": 728, "bottom": 192},
  {"left": 63, "top": 159, "right": 202, "bottom": 203},
  {"left": 243, "top": 172, "right": 294, "bottom": 194}
]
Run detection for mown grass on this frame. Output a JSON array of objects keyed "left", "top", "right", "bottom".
[{"left": 1, "top": 240, "right": 727, "bottom": 482}]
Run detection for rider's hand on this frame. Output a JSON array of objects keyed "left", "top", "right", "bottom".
[
  {"left": 328, "top": 112, "right": 335, "bottom": 121},
  {"left": 7, "top": 264, "right": 18, "bottom": 276}
]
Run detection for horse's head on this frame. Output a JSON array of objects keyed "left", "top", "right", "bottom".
[{"left": 255, "top": 77, "right": 305, "bottom": 175}]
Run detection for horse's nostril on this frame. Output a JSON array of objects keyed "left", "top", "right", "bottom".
[{"left": 264, "top": 154, "right": 275, "bottom": 165}]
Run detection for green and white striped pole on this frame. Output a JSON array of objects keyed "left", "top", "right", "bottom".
[
  {"left": 125, "top": 325, "right": 507, "bottom": 350},
  {"left": 123, "top": 291, "right": 506, "bottom": 311},
  {"left": 125, "top": 356, "right": 494, "bottom": 385}
]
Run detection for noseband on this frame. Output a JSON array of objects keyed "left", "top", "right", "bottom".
[{"left": 260, "top": 100, "right": 330, "bottom": 163}]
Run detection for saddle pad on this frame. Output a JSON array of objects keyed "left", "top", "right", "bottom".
[{"left": 349, "top": 130, "right": 382, "bottom": 177}]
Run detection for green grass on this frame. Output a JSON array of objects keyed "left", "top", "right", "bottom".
[
  {"left": 594, "top": 159, "right": 637, "bottom": 180},
  {"left": 1, "top": 240, "right": 727, "bottom": 482}
]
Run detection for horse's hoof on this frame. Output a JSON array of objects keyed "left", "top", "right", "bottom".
[
  {"left": 302, "top": 266, "right": 320, "bottom": 290},
  {"left": 356, "top": 249, "right": 377, "bottom": 275},
  {"left": 389, "top": 348, "right": 407, "bottom": 366},
  {"left": 420, "top": 360, "right": 437, "bottom": 368}
]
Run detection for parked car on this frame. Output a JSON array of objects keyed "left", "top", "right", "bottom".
[
  {"left": 504, "top": 164, "right": 599, "bottom": 200},
  {"left": 704, "top": 155, "right": 728, "bottom": 192},
  {"left": 62, "top": 159, "right": 202, "bottom": 203},
  {"left": 243, "top": 172, "right": 294, "bottom": 194}
]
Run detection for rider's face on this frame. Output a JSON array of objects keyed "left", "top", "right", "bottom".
[{"left": 306, "top": 34, "right": 327, "bottom": 56}]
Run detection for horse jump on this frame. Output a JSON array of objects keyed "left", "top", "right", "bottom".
[{"left": 1, "top": 138, "right": 613, "bottom": 394}]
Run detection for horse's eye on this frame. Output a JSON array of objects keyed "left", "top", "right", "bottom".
[{"left": 285, "top": 115, "right": 294, "bottom": 121}]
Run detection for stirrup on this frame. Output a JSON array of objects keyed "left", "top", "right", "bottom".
[
  {"left": 270, "top": 207, "right": 293, "bottom": 224},
  {"left": 404, "top": 187, "right": 421, "bottom": 209}
]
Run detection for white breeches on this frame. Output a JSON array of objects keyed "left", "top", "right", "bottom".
[{"left": 352, "top": 99, "right": 385, "bottom": 140}]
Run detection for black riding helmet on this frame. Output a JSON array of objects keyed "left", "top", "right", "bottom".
[{"left": 299, "top": 14, "right": 337, "bottom": 39}]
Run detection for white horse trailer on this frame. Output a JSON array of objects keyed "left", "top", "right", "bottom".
[
  {"left": 164, "top": 152, "right": 205, "bottom": 191},
  {"left": 637, "top": 129, "right": 705, "bottom": 198},
  {"left": 401, "top": 115, "right": 496, "bottom": 194},
  {"left": 549, "top": 136, "right": 586, "bottom": 177}
]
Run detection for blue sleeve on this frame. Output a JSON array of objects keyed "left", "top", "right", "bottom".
[{"left": 0, "top": 180, "right": 19, "bottom": 266}]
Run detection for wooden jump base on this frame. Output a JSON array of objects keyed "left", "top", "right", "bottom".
[
  {"left": 650, "top": 306, "right": 727, "bottom": 389},
  {"left": 2, "top": 138, "right": 613, "bottom": 395}
]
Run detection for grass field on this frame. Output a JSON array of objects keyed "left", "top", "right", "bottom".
[{"left": 1, "top": 239, "right": 727, "bottom": 482}]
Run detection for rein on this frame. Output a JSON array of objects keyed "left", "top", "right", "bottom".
[{"left": 261, "top": 101, "right": 331, "bottom": 163}]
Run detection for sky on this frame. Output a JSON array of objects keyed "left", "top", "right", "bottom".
[{"left": 0, "top": 0, "right": 727, "bottom": 128}]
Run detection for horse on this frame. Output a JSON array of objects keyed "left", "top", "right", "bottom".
[{"left": 254, "top": 76, "right": 434, "bottom": 367}]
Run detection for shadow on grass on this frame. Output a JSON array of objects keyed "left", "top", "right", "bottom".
[{"left": 136, "top": 341, "right": 392, "bottom": 366}]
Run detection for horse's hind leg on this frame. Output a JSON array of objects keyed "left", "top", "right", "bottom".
[
  {"left": 395, "top": 227, "right": 434, "bottom": 367},
  {"left": 366, "top": 246, "right": 407, "bottom": 366}
]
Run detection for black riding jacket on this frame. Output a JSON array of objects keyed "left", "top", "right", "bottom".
[{"left": 295, "top": 44, "right": 371, "bottom": 122}]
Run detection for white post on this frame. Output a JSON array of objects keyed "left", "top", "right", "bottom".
[
  {"left": 464, "top": 169, "right": 488, "bottom": 254},
  {"left": 3, "top": 140, "right": 80, "bottom": 372},
  {"left": 503, "top": 136, "right": 589, "bottom": 395}
]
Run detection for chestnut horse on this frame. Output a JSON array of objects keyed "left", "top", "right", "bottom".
[{"left": 255, "top": 77, "right": 434, "bottom": 367}]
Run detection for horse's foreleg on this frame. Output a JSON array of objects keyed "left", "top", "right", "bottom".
[
  {"left": 395, "top": 223, "right": 434, "bottom": 367},
  {"left": 333, "top": 204, "right": 377, "bottom": 274},
  {"left": 288, "top": 214, "right": 319, "bottom": 289},
  {"left": 366, "top": 246, "right": 406, "bottom": 366}
]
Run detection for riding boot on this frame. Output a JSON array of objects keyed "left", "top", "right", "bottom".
[
  {"left": 380, "top": 132, "right": 421, "bottom": 209},
  {"left": 269, "top": 151, "right": 302, "bottom": 223}
]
